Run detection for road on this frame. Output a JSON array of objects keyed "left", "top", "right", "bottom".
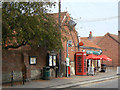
[{"left": 72, "top": 78, "right": 118, "bottom": 88}]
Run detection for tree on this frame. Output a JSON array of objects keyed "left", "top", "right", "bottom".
[{"left": 2, "top": 1, "right": 62, "bottom": 51}]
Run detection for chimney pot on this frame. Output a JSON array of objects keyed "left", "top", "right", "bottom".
[{"left": 88, "top": 31, "right": 93, "bottom": 40}]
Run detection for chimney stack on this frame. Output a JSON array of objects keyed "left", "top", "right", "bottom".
[{"left": 88, "top": 31, "right": 93, "bottom": 40}]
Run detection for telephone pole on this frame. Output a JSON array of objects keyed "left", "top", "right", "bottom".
[{"left": 58, "top": 0, "right": 61, "bottom": 77}]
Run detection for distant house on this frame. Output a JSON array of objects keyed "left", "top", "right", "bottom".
[
  {"left": 81, "top": 31, "right": 119, "bottom": 67},
  {"left": 93, "top": 33, "right": 119, "bottom": 67},
  {"left": 80, "top": 31, "right": 102, "bottom": 56}
]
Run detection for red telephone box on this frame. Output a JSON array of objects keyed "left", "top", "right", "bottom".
[{"left": 75, "top": 52, "right": 87, "bottom": 75}]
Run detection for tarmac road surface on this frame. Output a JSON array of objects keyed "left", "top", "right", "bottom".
[{"left": 72, "top": 78, "right": 118, "bottom": 88}]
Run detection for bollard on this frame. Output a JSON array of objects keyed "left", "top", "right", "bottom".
[
  {"left": 22, "top": 71, "right": 25, "bottom": 85},
  {"left": 11, "top": 71, "right": 13, "bottom": 86}
]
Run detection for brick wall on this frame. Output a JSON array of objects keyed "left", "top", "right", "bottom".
[
  {"left": 2, "top": 47, "right": 48, "bottom": 83},
  {"left": 2, "top": 50, "right": 24, "bottom": 72},
  {"left": 97, "top": 35, "right": 119, "bottom": 67},
  {"left": 2, "top": 50, "right": 24, "bottom": 83},
  {"left": 60, "top": 13, "right": 79, "bottom": 75},
  {"left": 118, "top": 31, "right": 120, "bottom": 66},
  {"left": 2, "top": 12, "right": 79, "bottom": 80}
]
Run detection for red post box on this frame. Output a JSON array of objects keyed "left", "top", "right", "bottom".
[
  {"left": 75, "top": 52, "right": 87, "bottom": 75},
  {"left": 68, "top": 66, "right": 70, "bottom": 76}
]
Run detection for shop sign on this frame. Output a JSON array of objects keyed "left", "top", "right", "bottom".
[{"left": 86, "top": 50, "right": 101, "bottom": 55}]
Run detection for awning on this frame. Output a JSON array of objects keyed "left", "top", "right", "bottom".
[
  {"left": 99, "top": 55, "right": 112, "bottom": 61},
  {"left": 86, "top": 54, "right": 101, "bottom": 60},
  {"left": 86, "top": 54, "right": 112, "bottom": 61}
]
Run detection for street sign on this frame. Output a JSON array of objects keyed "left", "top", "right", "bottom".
[
  {"left": 68, "top": 40, "right": 72, "bottom": 44},
  {"left": 66, "top": 57, "right": 70, "bottom": 66},
  {"left": 68, "top": 40, "right": 72, "bottom": 47}
]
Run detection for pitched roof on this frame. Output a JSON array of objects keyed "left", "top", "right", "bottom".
[
  {"left": 49, "top": 12, "right": 67, "bottom": 23},
  {"left": 92, "top": 36, "right": 104, "bottom": 44},
  {"left": 80, "top": 37, "right": 101, "bottom": 49},
  {"left": 81, "top": 32, "right": 119, "bottom": 50},
  {"left": 104, "top": 33, "right": 120, "bottom": 44}
]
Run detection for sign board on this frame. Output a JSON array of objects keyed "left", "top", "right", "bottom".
[
  {"left": 49, "top": 56, "right": 52, "bottom": 66},
  {"left": 68, "top": 40, "right": 72, "bottom": 47},
  {"left": 53, "top": 56, "right": 56, "bottom": 66},
  {"left": 49, "top": 55, "right": 56, "bottom": 66},
  {"left": 29, "top": 56, "right": 37, "bottom": 65},
  {"left": 68, "top": 40, "right": 72, "bottom": 44},
  {"left": 86, "top": 50, "right": 101, "bottom": 55},
  {"left": 66, "top": 57, "right": 70, "bottom": 66}
]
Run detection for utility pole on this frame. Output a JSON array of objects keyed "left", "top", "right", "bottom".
[
  {"left": 58, "top": 0, "right": 61, "bottom": 77},
  {"left": 66, "top": 40, "right": 69, "bottom": 77}
]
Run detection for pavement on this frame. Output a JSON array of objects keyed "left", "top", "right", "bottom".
[{"left": 2, "top": 67, "right": 119, "bottom": 88}]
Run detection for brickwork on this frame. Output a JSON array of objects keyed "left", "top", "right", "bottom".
[
  {"left": 81, "top": 32, "right": 119, "bottom": 67},
  {"left": 97, "top": 34, "right": 119, "bottom": 66},
  {"left": 2, "top": 50, "right": 23, "bottom": 83},
  {"left": 60, "top": 12, "right": 79, "bottom": 75},
  {"left": 2, "top": 50, "right": 24, "bottom": 72},
  {"left": 2, "top": 12, "right": 79, "bottom": 82},
  {"left": 118, "top": 31, "right": 120, "bottom": 66},
  {"left": 2, "top": 47, "right": 48, "bottom": 82}
]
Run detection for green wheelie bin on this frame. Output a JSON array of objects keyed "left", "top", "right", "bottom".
[{"left": 43, "top": 67, "right": 50, "bottom": 80}]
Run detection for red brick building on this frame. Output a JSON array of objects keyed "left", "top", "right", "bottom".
[
  {"left": 2, "top": 12, "right": 79, "bottom": 83},
  {"left": 81, "top": 31, "right": 119, "bottom": 67},
  {"left": 94, "top": 33, "right": 119, "bottom": 67},
  {"left": 56, "top": 12, "right": 78, "bottom": 76}
]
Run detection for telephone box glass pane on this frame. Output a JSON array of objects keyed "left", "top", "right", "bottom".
[{"left": 77, "top": 56, "right": 82, "bottom": 72}]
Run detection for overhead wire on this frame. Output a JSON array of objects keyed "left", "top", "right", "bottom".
[
  {"left": 75, "top": 16, "right": 118, "bottom": 23},
  {"left": 66, "top": 2, "right": 118, "bottom": 23}
]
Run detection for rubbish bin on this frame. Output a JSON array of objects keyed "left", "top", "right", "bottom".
[
  {"left": 101, "top": 64, "right": 107, "bottom": 72},
  {"left": 43, "top": 67, "right": 50, "bottom": 80}
]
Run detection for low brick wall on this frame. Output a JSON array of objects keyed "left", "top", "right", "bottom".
[{"left": 2, "top": 71, "right": 23, "bottom": 83}]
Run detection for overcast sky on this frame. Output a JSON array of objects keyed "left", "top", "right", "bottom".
[{"left": 51, "top": 0, "right": 119, "bottom": 37}]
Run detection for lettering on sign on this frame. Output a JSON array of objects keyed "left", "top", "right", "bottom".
[{"left": 77, "top": 54, "right": 82, "bottom": 55}]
